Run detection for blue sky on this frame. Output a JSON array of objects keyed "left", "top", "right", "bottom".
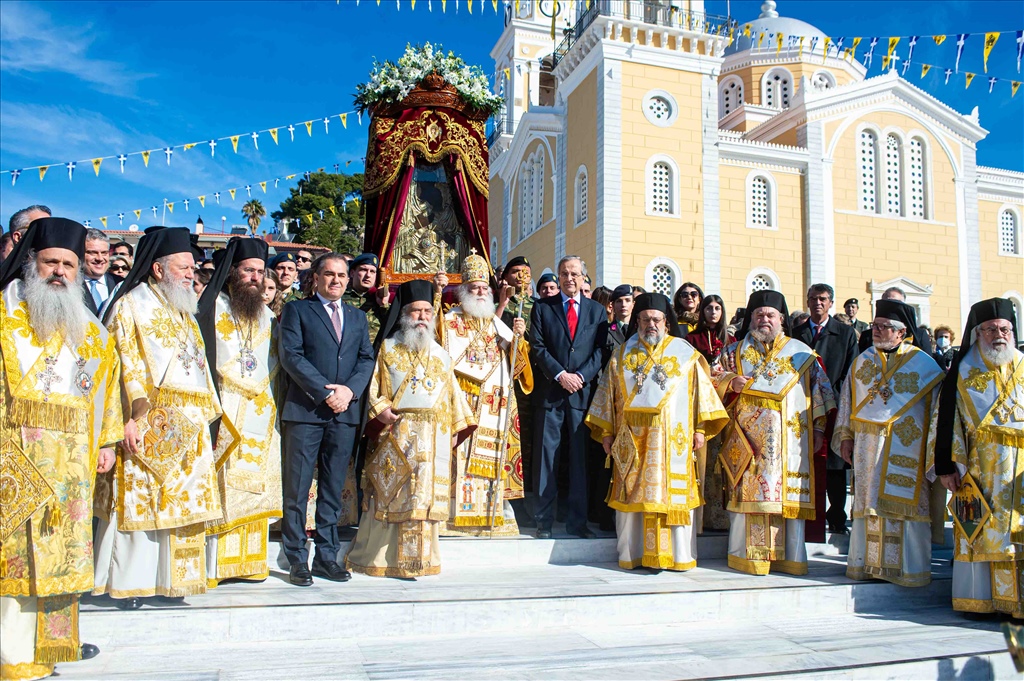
[{"left": 1, "top": 0, "right": 1021, "bottom": 233}]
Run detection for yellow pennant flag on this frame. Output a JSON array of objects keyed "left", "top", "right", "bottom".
[
  {"left": 921, "top": 63, "right": 932, "bottom": 78},
  {"left": 850, "top": 37, "right": 862, "bottom": 62},
  {"left": 340, "top": 113, "right": 348, "bottom": 129},
  {"left": 346, "top": 160, "right": 352, "bottom": 166},
  {"left": 756, "top": 31, "right": 765, "bottom": 50},
  {"left": 468, "top": 0, "right": 472, "bottom": 14},
  {"left": 882, "top": 55, "right": 890, "bottom": 70},
  {"left": 354, "top": 198, "right": 360, "bottom": 210},
  {"left": 798, "top": 36, "right": 804, "bottom": 58},
  {"left": 92, "top": 158, "right": 103, "bottom": 176},
  {"left": 38, "top": 166, "right": 48, "bottom": 181},
  {"left": 100, "top": 217, "right": 107, "bottom": 228},
  {"left": 983, "top": 32, "right": 999, "bottom": 73},
  {"left": 887, "top": 36, "right": 900, "bottom": 60},
  {"left": 503, "top": 67, "right": 510, "bottom": 81},
  {"left": 167, "top": 202, "right": 174, "bottom": 214},
  {"left": 743, "top": 23, "right": 751, "bottom": 38},
  {"left": 775, "top": 32, "right": 784, "bottom": 56},
  {"left": 133, "top": 209, "right": 141, "bottom": 219},
  {"left": 141, "top": 150, "right": 151, "bottom": 167},
  {"left": 285, "top": 174, "right": 296, "bottom": 180},
  {"left": 492, "top": 0, "right": 498, "bottom": 11},
  {"left": 260, "top": 181, "right": 267, "bottom": 193},
  {"left": 411, "top": 0, "right": 416, "bottom": 8},
  {"left": 304, "top": 121, "right": 313, "bottom": 136},
  {"left": 1012, "top": 81, "right": 1021, "bottom": 97},
  {"left": 328, "top": 205, "right": 336, "bottom": 215},
  {"left": 376, "top": 0, "right": 380, "bottom": 4},
  {"left": 305, "top": 213, "right": 314, "bottom": 225},
  {"left": 231, "top": 135, "right": 240, "bottom": 153},
  {"left": 933, "top": 35, "right": 946, "bottom": 46},
  {"left": 269, "top": 128, "right": 279, "bottom": 144},
  {"left": 183, "top": 143, "right": 196, "bottom": 151},
  {"left": 229, "top": 188, "right": 237, "bottom": 201},
  {"left": 199, "top": 195, "right": 206, "bottom": 207},
  {"left": 822, "top": 36, "right": 831, "bottom": 63},
  {"left": 965, "top": 72, "right": 976, "bottom": 88},
  {"left": 441, "top": 0, "right": 446, "bottom": 11}
]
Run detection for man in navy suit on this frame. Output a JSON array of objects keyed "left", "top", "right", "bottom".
[
  {"left": 278, "top": 254, "right": 375, "bottom": 586},
  {"left": 81, "top": 229, "right": 123, "bottom": 316},
  {"left": 527, "top": 255, "right": 609, "bottom": 539}
]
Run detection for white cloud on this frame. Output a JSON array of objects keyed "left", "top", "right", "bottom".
[{"left": 0, "top": 2, "right": 153, "bottom": 96}]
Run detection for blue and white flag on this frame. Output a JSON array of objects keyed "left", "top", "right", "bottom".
[
  {"left": 118, "top": 212, "right": 125, "bottom": 225},
  {"left": 209, "top": 140, "right": 217, "bottom": 157},
  {"left": 10, "top": 169, "right": 20, "bottom": 186},
  {"left": 251, "top": 132, "right": 259, "bottom": 150},
  {"left": 955, "top": 34, "right": 968, "bottom": 73},
  {"left": 214, "top": 192, "right": 221, "bottom": 204},
  {"left": 118, "top": 154, "right": 127, "bottom": 173},
  {"left": 288, "top": 124, "right": 296, "bottom": 142},
  {"left": 944, "top": 68, "right": 953, "bottom": 84},
  {"left": 66, "top": 161, "right": 76, "bottom": 182},
  {"left": 164, "top": 147, "right": 173, "bottom": 165},
  {"left": 183, "top": 198, "right": 190, "bottom": 212},
  {"left": 863, "top": 37, "right": 878, "bottom": 68}
]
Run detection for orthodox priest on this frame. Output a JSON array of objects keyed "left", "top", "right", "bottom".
[
  {"left": 717, "top": 290, "right": 836, "bottom": 576},
  {"left": 586, "top": 293, "right": 728, "bottom": 571},
  {"left": 197, "top": 237, "right": 281, "bottom": 585},
  {"left": 93, "top": 227, "right": 223, "bottom": 609},
  {"left": 931, "top": 298, "right": 1022, "bottom": 619},
  {"left": 346, "top": 280, "right": 476, "bottom": 578},
  {"left": 0, "top": 218, "right": 123, "bottom": 680},
  {"left": 438, "top": 253, "right": 532, "bottom": 536},
  {"left": 833, "top": 300, "right": 943, "bottom": 587}
]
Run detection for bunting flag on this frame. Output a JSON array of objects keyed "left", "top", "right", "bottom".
[
  {"left": 38, "top": 166, "right": 48, "bottom": 181},
  {"left": 209, "top": 140, "right": 217, "bottom": 157},
  {"left": 92, "top": 158, "right": 102, "bottom": 176},
  {"left": 83, "top": 220, "right": 91, "bottom": 228},
  {"left": 183, "top": 199, "right": 190, "bottom": 212},
  {"left": 944, "top": 68, "right": 953, "bottom": 84},
  {"left": 902, "top": 58, "right": 912, "bottom": 76},
  {"left": 340, "top": 113, "right": 348, "bottom": 129},
  {"left": 118, "top": 154, "right": 127, "bottom": 173},
  {"left": 989, "top": 76, "right": 998, "bottom": 92},
  {"left": 756, "top": 31, "right": 765, "bottom": 50},
  {"left": 288, "top": 124, "right": 295, "bottom": 141},
  {"left": 305, "top": 213, "right": 314, "bottom": 225},
  {"left": 882, "top": 55, "right": 890, "bottom": 70},
  {"left": 10, "top": 169, "right": 19, "bottom": 186},
  {"left": 328, "top": 205, "right": 336, "bottom": 215},
  {"left": 323, "top": 117, "right": 330, "bottom": 134},
  {"left": 117, "top": 213, "right": 125, "bottom": 225},
  {"left": 907, "top": 35, "right": 919, "bottom": 64},
  {"left": 251, "top": 132, "right": 260, "bottom": 150},
  {"left": 955, "top": 34, "right": 968, "bottom": 73},
  {"left": 133, "top": 209, "right": 141, "bottom": 220},
  {"left": 231, "top": 135, "right": 240, "bottom": 153},
  {"left": 229, "top": 188, "right": 237, "bottom": 201},
  {"left": 318, "top": 209, "right": 325, "bottom": 219},
  {"left": 1017, "top": 31, "right": 1023, "bottom": 72},
  {"left": 1013, "top": 81, "right": 1021, "bottom": 97},
  {"left": 864, "top": 37, "right": 879, "bottom": 68},
  {"left": 66, "top": 161, "right": 76, "bottom": 182},
  {"left": 304, "top": 121, "right": 313, "bottom": 136},
  {"left": 100, "top": 217, "right": 107, "bottom": 228},
  {"left": 984, "top": 32, "right": 1000, "bottom": 72},
  {"left": 822, "top": 36, "right": 831, "bottom": 63},
  {"left": 198, "top": 196, "right": 206, "bottom": 208},
  {"left": 245, "top": 184, "right": 252, "bottom": 197},
  {"left": 921, "top": 63, "right": 932, "bottom": 78},
  {"left": 214, "top": 192, "right": 221, "bottom": 204},
  {"left": 850, "top": 36, "right": 862, "bottom": 61},
  {"left": 141, "top": 150, "right": 151, "bottom": 167},
  {"left": 934, "top": 35, "right": 947, "bottom": 46},
  {"left": 798, "top": 36, "right": 805, "bottom": 58},
  {"left": 166, "top": 202, "right": 174, "bottom": 214},
  {"left": 270, "top": 128, "right": 279, "bottom": 144},
  {"left": 965, "top": 72, "right": 976, "bottom": 88},
  {"left": 183, "top": 143, "right": 196, "bottom": 151},
  {"left": 887, "top": 36, "right": 900, "bottom": 60},
  {"left": 260, "top": 181, "right": 267, "bottom": 193},
  {"left": 164, "top": 147, "right": 173, "bottom": 165},
  {"left": 775, "top": 31, "right": 784, "bottom": 56},
  {"left": 151, "top": 206, "right": 158, "bottom": 218}
]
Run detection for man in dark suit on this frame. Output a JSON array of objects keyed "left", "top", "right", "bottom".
[
  {"left": 793, "top": 283, "right": 858, "bottom": 539},
  {"left": 278, "top": 254, "right": 375, "bottom": 586},
  {"left": 81, "top": 229, "right": 122, "bottom": 316},
  {"left": 527, "top": 255, "right": 608, "bottom": 539}
]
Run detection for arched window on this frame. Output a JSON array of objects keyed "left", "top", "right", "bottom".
[
  {"left": 884, "top": 134, "right": 903, "bottom": 217},
  {"left": 750, "top": 275, "right": 773, "bottom": 292},
  {"left": 646, "top": 155, "right": 678, "bottom": 217},
  {"left": 719, "top": 77, "right": 744, "bottom": 116},
  {"left": 763, "top": 68, "right": 792, "bottom": 109},
  {"left": 1000, "top": 208, "right": 1022, "bottom": 256},
  {"left": 907, "top": 136, "right": 928, "bottom": 219},
  {"left": 651, "top": 264, "right": 674, "bottom": 295},
  {"left": 746, "top": 267, "right": 781, "bottom": 297},
  {"left": 519, "top": 148, "right": 545, "bottom": 238},
  {"left": 857, "top": 129, "right": 879, "bottom": 213},
  {"left": 811, "top": 70, "right": 836, "bottom": 91},
  {"left": 746, "top": 172, "right": 775, "bottom": 229},
  {"left": 533, "top": 151, "right": 545, "bottom": 230},
  {"left": 574, "top": 165, "right": 588, "bottom": 227}
]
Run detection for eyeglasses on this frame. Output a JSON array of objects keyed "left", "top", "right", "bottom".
[
  {"left": 870, "top": 323, "right": 896, "bottom": 332},
  {"left": 979, "top": 325, "right": 1013, "bottom": 337},
  {"left": 682, "top": 291, "right": 700, "bottom": 298},
  {"left": 296, "top": 256, "right": 311, "bottom": 263},
  {"left": 110, "top": 265, "right": 129, "bottom": 273}
]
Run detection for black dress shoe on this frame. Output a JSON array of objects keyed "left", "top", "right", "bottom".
[
  {"left": 114, "top": 597, "right": 143, "bottom": 610},
  {"left": 830, "top": 525, "right": 850, "bottom": 536},
  {"left": 569, "top": 527, "right": 597, "bottom": 539},
  {"left": 153, "top": 595, "right": 186, "bottom": 605},
  {"left": 289, "top": 563, "right": 313, "bottom": 587},
  {"left": 311, "top": 558, "right": 352, "bottom": 583},
  {"left": 536, "top": 529, "right": 553, "bottom": 539},
  {"left": 80, "top": 643, "right": 100, "bottom": 660}
]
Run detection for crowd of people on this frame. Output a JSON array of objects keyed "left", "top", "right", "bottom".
[{"left": 0, "top": 206, "right": 1021, "bottom": 681}]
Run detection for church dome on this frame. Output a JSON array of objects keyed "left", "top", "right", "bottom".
[{"left": 724, "top": 0, "right": 827, "bottom": 56}]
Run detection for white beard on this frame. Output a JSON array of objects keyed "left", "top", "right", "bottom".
[
  {"left": 22, "top": 264, "right": 90, "bottom": 348},
  {"left": 749, "top": 327, "right": 782, "bottom": 343},
  {"left": 156, "top": 272, "right": 198, "bottom": 315},
  {"left": 457, "top": 286, "right": 496, "bottom": 320},
  {"left": 980, "top": 341, "right": 1015, "bottom": 367},
  {"left": 397, "top": 315, "right": 433, "bottom": 353},
  {"left": 641, "top": 329, "right": 665, "bottom": 346},
  {"left": 873, "top": 338, "right": 902, "bottom": 352}
]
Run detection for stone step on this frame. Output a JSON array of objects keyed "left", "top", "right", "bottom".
[
  {"left": 80, "top": 552, "right": 954, "bottom": 647},
  {"left": 60, "top": 606, "right": 1010, "bottom": 680}
]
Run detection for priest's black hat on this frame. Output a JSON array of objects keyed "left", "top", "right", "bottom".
[
  {"left": 0, "top": 218, "right": 87, "bottom": 289},
  {"left": 625, "top": 292, "right": 683, "bottom": 340},
  {"left": 874, "top": 299, "right": 919, "bottom": 344},
  {"left": 375, "top": 279, "right": 435, "bottom": 352},
  {"left": 737, "top": 289, "right": 790, "bottom": 339},
  {"left": 102, "top": 227, "right": 193, "bottom": 323}
]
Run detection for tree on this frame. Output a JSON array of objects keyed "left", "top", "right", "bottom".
[
  {"left": 271, "top": 171, "right": 364, "bottom": 253},
  {"left": 241, "top": 199, "right": 267, "bottom": 235}
]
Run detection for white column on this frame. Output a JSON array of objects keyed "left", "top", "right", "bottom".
[{"left": 596, "top": 58, "right": 623, "bottom": 287}]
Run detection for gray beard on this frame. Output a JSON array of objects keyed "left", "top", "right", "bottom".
[
  {"left": 457, "top": 287, "right": 496, "bottom": 320},
  {"left": 396, "top": 316, "right": 433, "bottom": 352},
  {"left": 749, "top": 327, "right": 781, "bottom": 343},
  {"left": 641, "top": 329, "right": 665, "bottom": 346},
  {"left": 873, "top": 339, "right": 901, "bottom": 352},
  {"left": 980, "top": 342, "right": 1015, "bottom": 367},
  {"left": 156, "top": 273, "right": 198, "bottom": 315},
  {"left": 22, "top": 264, "right": 90, "bottom": 348}
]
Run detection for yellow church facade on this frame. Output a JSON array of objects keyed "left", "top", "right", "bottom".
[{"left": 486, "top": 0, "right": 1024, "bottom": 330}]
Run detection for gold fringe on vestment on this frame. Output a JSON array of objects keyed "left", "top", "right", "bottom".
[
  {"left": 740, "top": 395, "right": 783, "bottom": 410},
  {"left": 34, "top": 595, "right": 79, "bottom": 665},
  {"left": 465, "top": 458, "right": 498, "bottom": 479},
  {"left": 457, "top": 376, "right": 481, "bottom": 396},
  {"left": 624, "top": 411, "right": 661, "bottom": 428},
  {"left": 975, "top": 430, "right": 1024, "bottom": 448},
  {"left": 783, "top": 505, "right": 815, "bottom": 520},
  {"left": 6, "top": 398, "right": 87, "bottom": 434},
  {"left": 151, "top": 387, "right": 214, "bottom": 411},
  {"left": 877, "top": 497, "right": 924, "bottom": 520}
]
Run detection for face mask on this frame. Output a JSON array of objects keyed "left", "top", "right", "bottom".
[{"left": 936, "top": 337, "right": 950, "bottom": 349}]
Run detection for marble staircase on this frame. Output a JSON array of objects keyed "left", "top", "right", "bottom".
[{"left": 63, "top": 530, "right": 1015, "bottom": 680}]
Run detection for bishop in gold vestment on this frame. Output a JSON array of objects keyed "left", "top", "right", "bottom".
[
  {"left": 0, "top": 218, "right": 123, "bottom": 681},
  {"left": 834, "top": 300, "right": 943, "bottom": 587},
  {"left": 197, "top": 238, "right": 282, "bottom": 585},
  {"left": 93, "top": 228, "right": 222, "bottom": 606},
  {"left": 346, "top": 281, "right": 475, "bottom": 578},
  {"left": 438, "top": 254, "right": 531, "bottom": 537},
  {"left": 586, "top": 294, "right": 728, "bottom": 571},
  {"left": 932, "top": 298, "right": 1023, "bottom": 618},
  {"left": 717, "top": 291, "right": 835, "bottom": 576}
]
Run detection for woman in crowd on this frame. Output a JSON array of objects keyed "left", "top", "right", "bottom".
[
  {"left": 673, "top": 282, "right": 704, "bottom": 333},
  {"left": 263, "top": 269, "right": 285, "bottom": 317},
  {"left": 591, "top": 285, "right": 613, "bottom": 322},
  {"left": 932, "top": 324, "right": 956, "bottom": 372}
]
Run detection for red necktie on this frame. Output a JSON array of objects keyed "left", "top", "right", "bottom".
[{"left": 566, "top": 298, "right": 578, "bottom": 340}]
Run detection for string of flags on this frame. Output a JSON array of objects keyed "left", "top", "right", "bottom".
[
  {"left": 346, "top": 0, "right": 504, "bottom": 14},
  {"left": 2, "top": 108, "right": 367, "bottom": 183},
  {"left": 79, "top": 162, "right": 360, "bottom": 230}
]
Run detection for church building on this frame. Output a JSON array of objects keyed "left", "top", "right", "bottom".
[{"left": 486, "top": 0, "right": 1024, "bottom": 330}]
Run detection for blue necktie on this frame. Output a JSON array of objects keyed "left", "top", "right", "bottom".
[{"left": 88, "top": 279, "right": 103, "bottom": 308}]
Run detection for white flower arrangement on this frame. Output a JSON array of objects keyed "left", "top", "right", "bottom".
[{"left": 355, "top": 42, "right": 504, "bottom": 115}]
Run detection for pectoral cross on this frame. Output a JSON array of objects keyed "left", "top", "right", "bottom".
[{"left": 36, "top": 355, "right": 59, "bottom": 402}]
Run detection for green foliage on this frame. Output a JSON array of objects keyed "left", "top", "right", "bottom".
[{"left": 272, "top": 171, "right": 364, "bottom": 252}]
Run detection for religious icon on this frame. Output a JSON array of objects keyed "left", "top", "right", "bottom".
[
  {"left": 947, "top": 473, "right": 992, "bottom": 545},
  {"left": 1004, "top": 622, "right": 1024, "bottom": 673}
]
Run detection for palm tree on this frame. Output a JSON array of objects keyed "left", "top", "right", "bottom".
[{"left": 241, "top": 199, "right": 266, "bottom": 235}]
